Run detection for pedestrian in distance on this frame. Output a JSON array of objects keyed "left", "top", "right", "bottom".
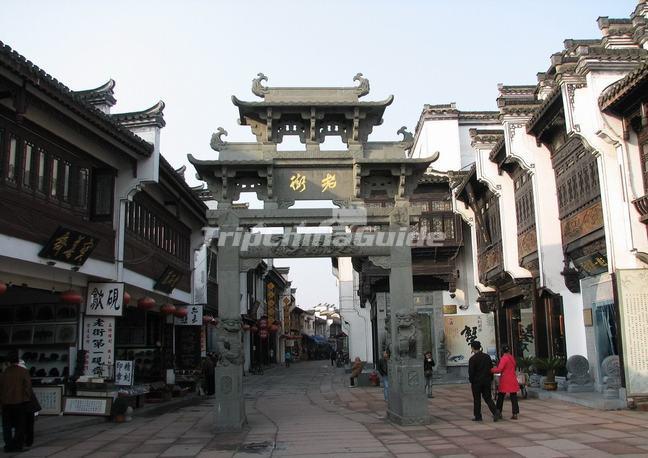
[
  {"left": 349, "top": 357, "right": 363, "bottom": 387},
  {"left": 330, "top": 348, "right": 337, "bottom": 367},
  {"left": 423, "top": 351, "right": 435, "bottom": 398},
  {"left": 18, "top": 360, "right": 41, "bottom": 449},
  {"left": 468, "top": 341, "right": 500, "bottom": 422},
  {"left": 491, "top": 345, "right": 520, "bottom": 419},
  {"left": 201, "top": 356, "right": 215, "bottom": 395},
  {"left": 285, "top": 350, "right": 292, "bottom": 367},
  {"left": 0, "top": 350, "right": 32, "bottom": 452},
  {"left": 377, "top": 350, "right": 389, "bottom": 401}
]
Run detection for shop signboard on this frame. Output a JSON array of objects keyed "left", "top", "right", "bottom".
[
  {"left": 83, "top": 316, "right": 115, "bottom": 377},
  {"left": 63, "top": 396, "right": 112, "bottom": 416},
  {"left": 114, "top": 360, "right": 134, "bottom": 386},
  {"left": 154, "top": 266, "right": 183, "bottom": 293},
  {"left": 85, "top": 282, "right": 124, "bottom": 317},
  {"left": 444, "top": 314, "right": 496, "bottom": 366},
  {"left": 33, "top": 386, "right": 63, "bottom": 415},
  {"left": 175, "top": 305, "right": 203, "bottom": 326},
  {"left": 615, "top": 269, "right": 648, "bottom": 397},
  {"left": 39, "top": 226, "right": 99, "bottom": 266}
]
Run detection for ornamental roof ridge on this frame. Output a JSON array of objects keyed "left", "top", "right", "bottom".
[
  {"left": 458, "top": 111, "right": 500, "bottom": 121},
  {"left": 159, "top": 155, "right": 207, "bottom": 217},
  {"left": 112, "top": 100, "right": 166, "bottom": 128},
  {"left": 526, "top": 85, "right": 563, "bottom": 135},
  {"left": 497, "top": 84, "right": 537, "bottom": 96},
  {"left": 73, "top": 78, "right": 116, "bottom": 95},
  {"left": 599, "top": 60, "right": 648, "bottom": 110},
  {"left": 0, "top": 40, "right": 153, "bottom": 156},
  {"left": 488, "top": 136, "right": 506, "bottom": 162},
  {"left": 230, "top": 94, "right": 395, "bottom": 108},
  {"left": 247, "top": 72, "right": 372, "bottom": 103},
  {"left": 469, "top": 128, "right": 504, "bottom": 148}
]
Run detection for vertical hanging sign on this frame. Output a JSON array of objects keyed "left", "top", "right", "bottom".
[
  {"left": 114, "top": 360, "right": 134, "bottom": 386},
  {"left": 175, "top": 305, "right": 203, "bottom": 326},
  {"left": 83, "top": 317, "right": 115, "bottom": 377}
]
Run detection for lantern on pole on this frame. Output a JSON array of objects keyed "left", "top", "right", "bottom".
[
  {"left": 174, "top": 307, "right": 188, "bottom": 318},
  {"left": 160, "top": 303, "right": 176, "bottom": 315},
  {"left": 60, "top": 289, "right": 83, "bottom": 305},
  {"left": 123, "top": 291, "right": 131, "bottom": 306},
  {"left": 137, "top": 297, "right": 156, "bottom": 311},
  {"left": 0, "top": 282, "right": 7, "bottom": 295}
]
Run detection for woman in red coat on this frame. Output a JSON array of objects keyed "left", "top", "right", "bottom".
[{"left": 491, "top": 345, "right": 520, "bottom": 419}]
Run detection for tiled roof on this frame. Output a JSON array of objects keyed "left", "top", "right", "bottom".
[
  {"left": 0, "top": 41, "right": 153, "bottom": 156},
  {"left": 599, "top": 61, "right": 648, "bottom": 111},
  {"left": 112, "top": 100, "right": 166, "bottom": 128}
]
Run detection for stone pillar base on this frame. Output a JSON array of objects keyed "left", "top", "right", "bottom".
[
  {"left": 567, "top": 383, "right": 595, "bottom": 393},
  {"left": 214, "top": 365, "right": 246, "bottom": 432},
  {"left": 386, "top": 360, "right": 431, "bottom": 426}
]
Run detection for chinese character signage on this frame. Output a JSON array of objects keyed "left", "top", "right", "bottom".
[
  {"left": 444, "top": 315, "right": 496, "bottom": 366},
  {"left": 154, "top": 266, "right": 183, "bottom": 294},
  {"left": 83, "top": 317, "right": 114, "bottom": 377},
  {"left": 85, "top": 282, "right": 124, "bottom": 317},
  {"left": 39, "top": 226, "right": 99, "bottom": 266},
  {"left": 114, "top": 360, "right": 134, "bottom": 386},
  {"left": 175, "top": 305, "right": 203, "bottom": 326},
  {"left": 275, "top": 168, "right": 352, "bottom": 201}
]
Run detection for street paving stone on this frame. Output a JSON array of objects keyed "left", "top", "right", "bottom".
[{"left": 6, "top": 361, "right": 648, "bottom": 457}]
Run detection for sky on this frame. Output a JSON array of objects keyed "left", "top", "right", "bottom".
[{"left": 1, "top": 0, "right": 637, "bottom": 308}]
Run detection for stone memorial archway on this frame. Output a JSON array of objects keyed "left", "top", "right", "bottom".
[{"left": 189, "top": 74, "right": 438, "bottom": 431}]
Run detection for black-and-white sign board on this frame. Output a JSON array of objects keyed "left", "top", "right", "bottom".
[
  {"left": 63, "top": 397, "right": 112, "bottom": 416},
  {"left": 85, "top": 282, "right": 124, "bottom": 317},
  {"left": 175, "top": 305, "right": 203, "bottom": 326},
  {"left": 114, "top": 360, "right": 134, "bottom": 386}
]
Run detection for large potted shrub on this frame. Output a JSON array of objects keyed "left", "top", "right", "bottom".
[{"left": 534, "top": 356, "right": 565, "bottom": 391}]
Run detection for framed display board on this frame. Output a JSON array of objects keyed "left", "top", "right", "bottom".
[
  {"left": 33, "top": 385, "right": 63, "bottom": 415},
  {"left": 63, "top": 396, "right": 112, "bottom": 416}
]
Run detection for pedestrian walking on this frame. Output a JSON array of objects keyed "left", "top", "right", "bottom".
[
  {"left": 0, "top": 350, "right": 32, "bottom": 452},
  {"left": 285, "top": 350, "right": 292, "bottom": 367},
  {"left": 349, "top": 357, "right": 363, "bottom": 387},
  {"left": 330, "top": 348, "right": 337, "bottom": 366},
  {"left": 17, "top": 360, "right": 41, "bottom": 449},
  {"left": 468, "top": 341, "right": 500, "bottom": 422},
  {"left": 201, "top": 356, "right": 215, "bottom": 395},
  {"left": 377, "top": 350, "right": 389, "bottom": 401},
  {"left": 423, "top": 351, "right": 435, "bottom": 398},
  {"left": 491, "top": 345, "right": 520, "bottom": 419}
]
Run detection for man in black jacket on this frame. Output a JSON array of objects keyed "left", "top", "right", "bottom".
[{"left": 468, "top": 341, "right": 500, "bottom": 421}]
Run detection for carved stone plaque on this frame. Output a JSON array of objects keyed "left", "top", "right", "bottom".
[{"left": 615, "top": 269, "right": 648, "bottom": 397}]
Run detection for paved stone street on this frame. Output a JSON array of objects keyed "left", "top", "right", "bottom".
[{"left": 10, "top": 361, "right": 648, "bottom": 458}]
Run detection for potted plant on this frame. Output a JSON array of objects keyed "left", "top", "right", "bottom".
[
  {"left": 516, "top": 356, "right": 535, "bottom": 380},
  {"left": 534, "top": 356, "right": 565, "bottom": 391}
]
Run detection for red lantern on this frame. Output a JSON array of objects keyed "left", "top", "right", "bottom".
[
  {"left": 160, "top": 303, "right": 176, "bottom": 315},
  {"left": 174, "top": 307, "right": 188, "bottom": 318},
  {"left": 242, "top": 324, "right": 251, "bottom": 331},
  {"left": 137, "top": 297, "right": 156, "bottom": 311},
  {"left": 259, "top": 318, "right": 268, "bottom": 328},
  {"left": 123, "top": 291, "right": 131, "bottom": 306},
  {"left": 0, "top": 282, "right": 7, "bottom": 295},
  {"left": 269, "top": 324, "right": 279, "bottom": 332},
  {"left": 259, "top": 329, "right": 268, "bottom": 339},
  {"left": 250, "top": 325, "right": 258, "bottom": 333},
  {"left": 203, "top": 315, "right": 215, "bottom": 324},
  {"left": 60, "top": 289, "right": 83, "bottom": 305}
]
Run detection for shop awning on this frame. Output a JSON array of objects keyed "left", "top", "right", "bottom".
[{"left": 301, "top": 334, "right": 329, "bottom": 345}]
